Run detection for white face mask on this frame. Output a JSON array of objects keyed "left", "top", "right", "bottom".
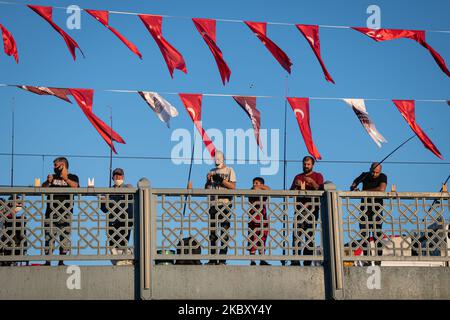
[
  {"left": 214, "top": 151, "right": 224, "bottom": 168},
  {"left": 114, "top": 179, "right": 124, "bottom": 186}
]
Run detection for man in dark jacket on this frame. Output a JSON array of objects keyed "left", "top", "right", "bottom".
[
  {"left": 100, "top": 168, "right": 134, "bottom": 265},
  {"left": 350, "top": 162, "right": 387, "bottom": 262}
]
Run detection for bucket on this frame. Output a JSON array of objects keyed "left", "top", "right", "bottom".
[{"left": 155, "top": 249, "right": 176, "bottom": 265}]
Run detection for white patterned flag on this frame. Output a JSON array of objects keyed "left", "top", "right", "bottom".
[
  {"left": 139, "top": 91, "right": 179, "bottom": 128},
  {"left": 343, "top": 99, "right": 387, "bottom": 148}
]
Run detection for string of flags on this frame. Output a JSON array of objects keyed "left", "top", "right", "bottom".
[
  {"left": 1, "top": 4, "right": 449, "bottom": 82},
  {"left": 4, "top": 84, "right": 445, "bottom": 160}
]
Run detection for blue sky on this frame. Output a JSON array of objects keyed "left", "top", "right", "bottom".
[{"left": 0, "top": 0, "right": 449, "bottom": 192}]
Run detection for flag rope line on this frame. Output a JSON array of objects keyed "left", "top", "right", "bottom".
[
  {"left": 0, "top": 1, "right": 449, "bottom": 34},
  {"left": 0, "top": 152, "right": 448, "bottom": 165},
  {"left": 0, "top": 84, "right": 448, "bottom": 104}
]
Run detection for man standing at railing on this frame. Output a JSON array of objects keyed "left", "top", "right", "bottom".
[
  {"left": 350, "top": 162, "right": 387, "bottom": 264},
  {"left": 42, "top": 157, "right": 79, "bottom": 266},
  {"left": 205, "top": 150, "right": 236, "bottom": 265},
  {"left": 0, "top": 196, "right": 27, "bottom": 267},
  {"left": 290, "top": 156, "right": 324, "bottom": 266},
  {"left": 100, "top": 168, "right": 134, "bottom": 266}
]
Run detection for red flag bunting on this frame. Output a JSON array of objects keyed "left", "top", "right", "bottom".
[
  {"left": 139, "top": 14, "right": 187, "bottom": 77},
  {"left": 296, "top": 24, "right": 334, "bottom": 84},
  {"left": 232, "top": 96, "right": 262, "bottom": 148},
  {"left": 244, "top": 21, "right": 292, "bottom": 73},
  {"left": 28, "top": 5, "right": 84, "bottom": 60},
  {"left": 287, "top": 97, "right": 322, "bottom": 160},
  {"left": 68, "top": 89, "right": 126, "bottom": 154},
  {"left": 179, "top": 93, "right": 216, "bottom": 158},
  {"left": 392, "top": 100, "right": 443, "bottom": 159},
  {"left": 192, "top": 18, "right": 231, "bottom": 85},
  {"left": 17, "top": 85, "right": 71, "bottom": 102},
  {"left": 85, "top": 9, "right": 142, "bottom": 59},
  {"left": 17, "top": 85, "right": 124, "bottom": 153},
  {"left": 0, "top": 24, "right": 18, "bottom": 63},
  {"left": 353, "top": 27, "right": 450, "bottom": 77}
]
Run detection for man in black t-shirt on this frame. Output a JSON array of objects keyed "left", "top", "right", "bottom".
[
  {"left": 350, "top": 162, "right": 387, "bottom": 261},
  {"left": 42, "top": 157, "right": 79, "bottom": 266}
]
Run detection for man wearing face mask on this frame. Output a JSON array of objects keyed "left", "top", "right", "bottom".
[
  {"left": 290, "top": 156, "right": 324, "bottom": 266},
  {"left": 0, "top": 196, "right": 27, "bottom": 266},
  {"left": 100, "top": 168, "right": 134, "bottom": 266},
  {"left": 350, "top": 162, "right": 387, "bottom": 263},
  {"left": 42, "top": 157, "right": 79, "bottom": 266},
  {"left": 205, "top": 150, "right": 237, "bottom": 265}
]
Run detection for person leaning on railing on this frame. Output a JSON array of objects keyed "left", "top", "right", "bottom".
[
  {"left": 204, "top": 151, "right": 236, "bottom": 266},
  {"left": 290, "top": 156, "right": 324, "bottom": 266},
  {"left": 350, "top": 162, "right": 387, "bottom": 265},
  {"left": 0, "top": 196, "right": 27, "bottom": 267},
  {"left": 247, "top": 177, "right": 271, "bottom": 266},
  {"left": 42, "top": 157, "right": 79, "bottom": 266},
  {"left": 100, "top": 168, "right": 134, "bottom": 266}
]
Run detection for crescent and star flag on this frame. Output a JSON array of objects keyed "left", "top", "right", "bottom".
[
  {"left": 139, "top": 91, "right": 179, "bottom": 128},
  {"left": 244, "top": 21, "right": 292, "bottom": 73},
  {"left": 296, "top": 24, "right": 334, "bottom": 84},
  {"left": 179, "top": 93, "right": 216, "bottom": 158},
  {"left": 139, "top": 14, "right": 187, "bottom": 77},
  {"left": 17, "top": 85, "right": 125, "bottom": 153},
  {"left": 353, "top": 27, "right": 450, "bottom": 77},
  {"left": 232, "top": 96, "right": 263, "bottom": 149},
  {"left": 0, "top": 24, "right": 18, "bottom": 63},
  {"left": 192, "top": 18, "right": 231, "bottom": 85},
  {"left": 28, "top": 5, "right": 84, "bottom": 60},
  {"left": 287, "top": 97, "right": 322, "bottom": 160},
  {"left": 85, "top": 9, "right": 142, "bottom": 59},
  {"left": 392, "top": 100, "right": 443, "bottom": 159},
  {"left": 343, "top": 99, "right": 387, "bottom": 147}
]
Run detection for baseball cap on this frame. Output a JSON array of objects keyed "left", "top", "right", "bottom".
[{"left": 112, "top": 168, "right": 124, "bottom": 176}]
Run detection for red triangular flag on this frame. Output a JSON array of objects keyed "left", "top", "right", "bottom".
[
  {"left": 68, "top": 89, "right": 126, "bottom": 154},
  {"left": 392, "top": 100, "right": 443, "bottom": 159},
  {"left": 0, "top": 24, "right": 18, "bottom": 63},
  {"left": 85, "top": 9, "right": 142, "bottom": 59},
  {"left": 192, "top": 18, "right": 231, "bottom": 85},
  {"left": 244, "top": 21, "right": 292, "bottom": 73},
  {"left": 28, "top": 5, "right": 84, "bottom": 60},
  {"left": 232, "top": 96, "right": 262, "bottom": 148},
  {"left": 17, "top": 85, "right": 72, "bottom": 102},
  {"left": 139, "top": 14, "right": 187, "bottom": 77},
  {"left": 296, "top": 24, "right": 334, "bottom": 84},
  {"left": 179, "top": 93, "right": 216, "bottom": 158},
  {"left": 353, "top": 27, "right": 450, "bottom": 77},
  {"left": 287, "top": 97, "right": 322, "bottom": 160}
]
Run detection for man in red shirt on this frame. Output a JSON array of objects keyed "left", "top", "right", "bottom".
[{"left": 290, "top": 156, "right": 324, "bottom": 266}]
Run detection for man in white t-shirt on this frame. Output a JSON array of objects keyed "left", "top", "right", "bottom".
[{"left": 204, "top": 151, "right": 236, "bottom": 265}]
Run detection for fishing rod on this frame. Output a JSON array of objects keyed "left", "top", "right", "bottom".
[
  {"left": 282, "top": 75, "right": 289, "bottom": 266},
  {"left": 108, "top": 106, "right": 113, "bottom": 188},
  {"left": 350, "top": 133, "right": 418, "bottom": 190},
  {"left": 10, "top": 98, "right": 15, "bottom": 187},
  {"left": 182, "top": 134, "right": 196, "bottom": 218},
  {"left": 426, "top": 173, "right": 450, "bottom": 211}
]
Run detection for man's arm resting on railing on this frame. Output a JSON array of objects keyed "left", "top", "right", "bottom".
[
  {"left": 364, "top": 183, "right": 387, "bottom": 192},
  {"left": 222, "top": 180, "right": 236, "bottom": 190}
]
